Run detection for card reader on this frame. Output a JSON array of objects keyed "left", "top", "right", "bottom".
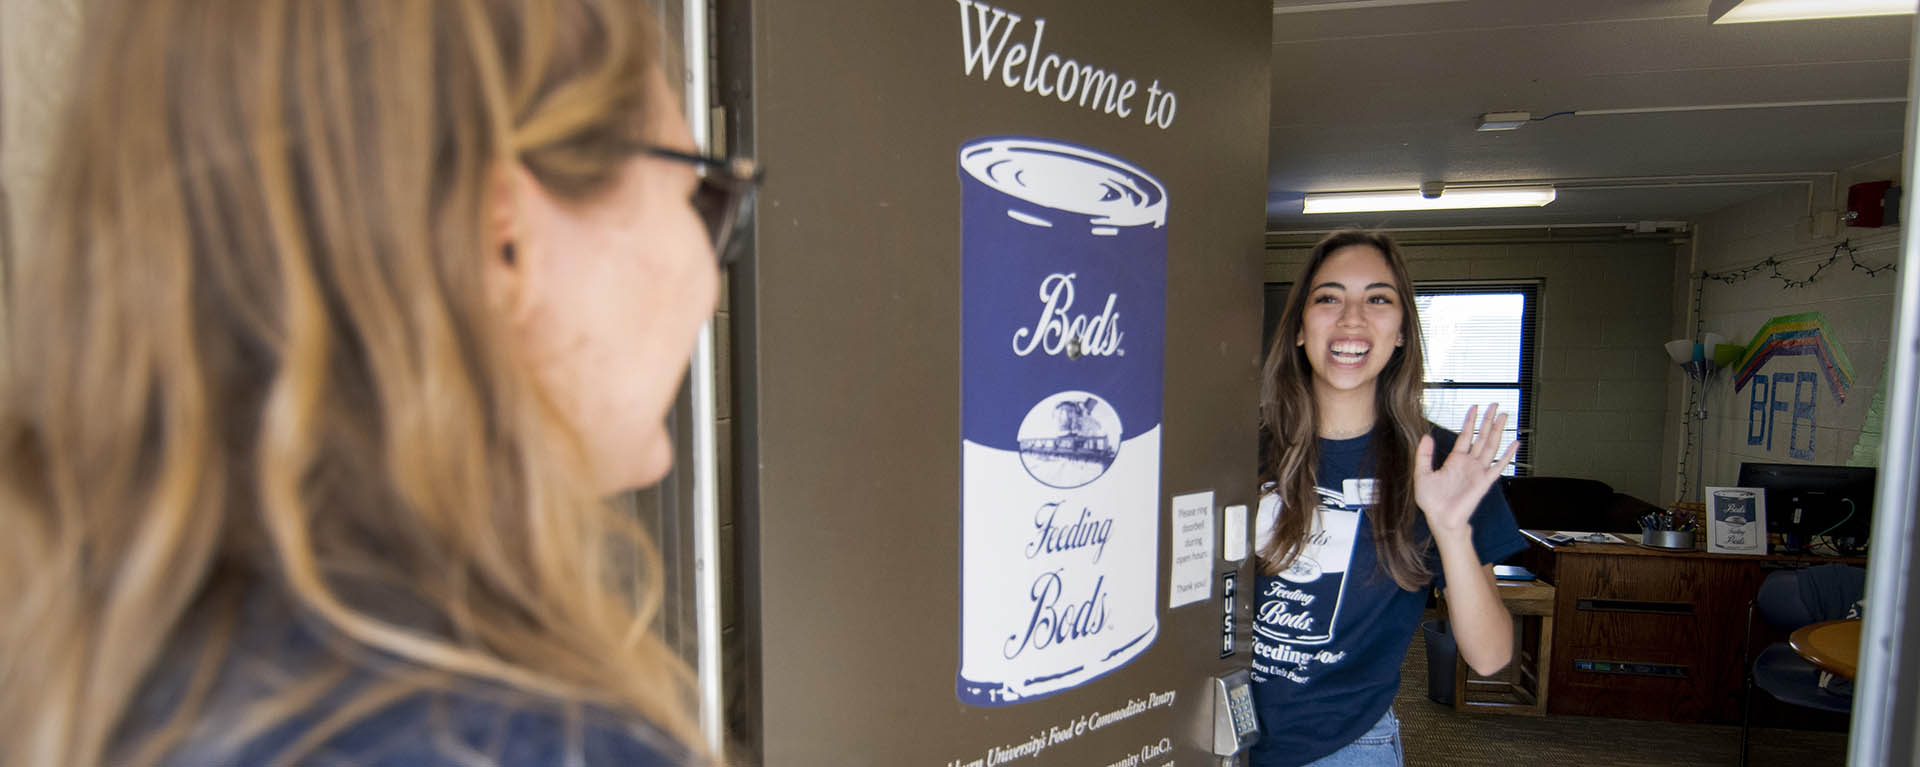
[{"left": 1211, "top": 669, "right": 1260, "bottom": 756}]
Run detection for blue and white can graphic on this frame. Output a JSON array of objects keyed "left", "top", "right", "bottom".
[
  {"left": 1712, "top": 488, "right": 1759, "bottom": 548},
  {"left": 1254, "top": 490, "right": 1358, "bottom": 647},
  {"left": 957, "top": 137, "right": 1167, "bottom": 706}
]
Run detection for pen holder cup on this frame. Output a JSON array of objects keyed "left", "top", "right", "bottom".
[{"left": 1641, "top": 529, "right": 1697, "bottom": 550}]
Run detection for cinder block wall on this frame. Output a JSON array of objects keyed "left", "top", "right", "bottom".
[
  {"left": 1675, "top": 175, "right": 1901, "bottom": 505},
  {"left": 1266, "top": 235, "right": 1680, "bottom": 504}
]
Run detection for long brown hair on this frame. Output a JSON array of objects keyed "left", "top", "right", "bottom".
[
  {"left": 1257, "top": 230, "right": 1432, "bottom": 590},
  {"left": 0, "top": 0, "right": 704, "bottom": 764}
]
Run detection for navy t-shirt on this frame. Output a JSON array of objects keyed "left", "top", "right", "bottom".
[{"left": 1247, "top": 427, "right": 1525, "bottom": 767}]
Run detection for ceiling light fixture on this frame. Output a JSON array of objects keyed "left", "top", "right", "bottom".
[
  {"left": 1302, "top": 186, "right": 1557, "bottom": 214},
  {"left": 1708, "top": 0, "right": 1916, "bottom": 24},
  {"left": 1272, "top": 0, "right": 1466, "bottom": 14},
  {"left": 1476, "top": 111, "right": 1532, "bottom": 131}
]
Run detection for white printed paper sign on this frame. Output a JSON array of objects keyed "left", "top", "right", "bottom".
[
  {"left": 957, "top": 137, "right": 1167, "bottom": 706},
  {"left": 1707, "top": 486, "right": 1768, "bottom": 555},
  {"left": 1170, "top": 491, "right": 1215, "bottom": 608}
]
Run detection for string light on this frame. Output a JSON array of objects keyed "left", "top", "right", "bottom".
[
  {"left": 1676, "top": 275, "right": 1709, "bottom": 504},
  {"left": 1701, "top": 239, "right": 1896, "bottom": 289},
  {"left": 1848, "top": 242, "right": 1898, "bottom": 277}
]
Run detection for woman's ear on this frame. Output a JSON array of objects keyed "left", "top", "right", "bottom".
[{"left": 482, "top": 165, "right": 531, "bottom": 321}]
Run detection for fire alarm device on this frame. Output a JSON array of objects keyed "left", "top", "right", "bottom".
[{"left": 1846, "top": 180, "right": 1893, "bottom": 228}]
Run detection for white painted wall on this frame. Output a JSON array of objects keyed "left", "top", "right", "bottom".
[
  {"left": 1, "top": 0, "right": 83, "bottom": 370},
  {"left": 2, "top": 0, "right": 80, "bottom": 243}
]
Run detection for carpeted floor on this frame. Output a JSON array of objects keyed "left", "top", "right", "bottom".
[{"left": 1394, "top": 619, "right": 1848, "bottom": 767}]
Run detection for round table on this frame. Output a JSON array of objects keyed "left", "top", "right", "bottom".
[{"left": 1789, "top": 618, "right": 1861, "bottom": 680}]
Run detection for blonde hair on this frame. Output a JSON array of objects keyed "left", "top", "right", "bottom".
[{"left": 0, "top": 0, "right": 703, "bottom": 763}]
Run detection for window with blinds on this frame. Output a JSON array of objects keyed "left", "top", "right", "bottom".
[{"left": 1414, "top": 282, "right": 1539, "bottom": 476}]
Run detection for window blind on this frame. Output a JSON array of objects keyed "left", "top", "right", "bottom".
[{"left": 1415, "top": 282, "right": 1540, "bottom": 476}]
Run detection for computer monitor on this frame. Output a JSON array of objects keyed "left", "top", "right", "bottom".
[{"left": 1736, "top": 462, "right": 1876, "bottom": 555}]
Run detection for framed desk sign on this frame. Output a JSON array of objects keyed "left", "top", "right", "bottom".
[{"left": 1705, "top": 486, "right": 1768, "bottom": 555}]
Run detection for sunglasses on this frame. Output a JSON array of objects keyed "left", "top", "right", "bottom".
[{"left": 643, "top": 146, "right": 762, "bottom": 266}]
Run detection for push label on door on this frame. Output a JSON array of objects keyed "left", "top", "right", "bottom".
[{"left": 1221, "top": 570, "right": 1238, "bottom": 658}]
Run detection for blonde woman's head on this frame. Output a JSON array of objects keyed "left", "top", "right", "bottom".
[{"left": 1, "top": 0, "right": 718, "bottom": 763}]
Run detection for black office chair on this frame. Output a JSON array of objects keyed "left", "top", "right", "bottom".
[{"left": 1738, "top": 564, "right": 1866, "bottom": 766}]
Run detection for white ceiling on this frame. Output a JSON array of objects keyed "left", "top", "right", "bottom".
[{"left": 1267, "top": 0, "right": 1914, "bottom": 230}]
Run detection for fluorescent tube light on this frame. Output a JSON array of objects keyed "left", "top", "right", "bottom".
[
  {"left": 1273, "top": 0, "right": 1466, "bottom": 14},
  {"left": 1708, "top": 0, "right": 1916, "bottom": 23},
  {"left": 1477, "top": 111, "right": 1532, "bottom": 131},
  {"left": 1302, "top": 186, "right": 1557, "bottom": 214}
]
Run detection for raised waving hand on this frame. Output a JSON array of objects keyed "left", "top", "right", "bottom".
[{"left": 1415, "top": 403, "right": 1520, "bottom": 534}]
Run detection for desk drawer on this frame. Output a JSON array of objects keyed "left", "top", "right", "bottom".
[
  {"left": 1567, "top": 556, "right": 1708, "bottom": 602},
  {"left": 1545, "top": 552, "right": 1769, "bottom": 723},
  {"left": 1576, "top": 597, "right": 1694, "bottom": 615},
  {"left": 1562, "top": 611, "right": 1702, "bottom": 663}
]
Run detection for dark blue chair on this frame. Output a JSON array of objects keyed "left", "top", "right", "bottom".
[{"left": 1738, "top": 564, "right": 1866, "bottom": 766}]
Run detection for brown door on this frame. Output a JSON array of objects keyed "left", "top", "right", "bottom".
[{"left": 724, "top": 1, "right": 1272, "bottom": 763}]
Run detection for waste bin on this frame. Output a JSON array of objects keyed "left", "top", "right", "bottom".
[{"left": 1422, "top": 619, "right": 1457, "bottom": 706}]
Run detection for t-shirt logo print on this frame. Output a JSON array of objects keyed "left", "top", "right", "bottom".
[{"left": 1256, "top": 488, "right": 1360, "bottom": 649}]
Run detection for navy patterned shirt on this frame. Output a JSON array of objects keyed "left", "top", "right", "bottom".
[{"left": 1247, "top": 427, "right": 1524, "bottom": 767}]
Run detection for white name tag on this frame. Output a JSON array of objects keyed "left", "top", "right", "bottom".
[{"left": 1342, "top": 478, "right": 1378, "bottom": 507}]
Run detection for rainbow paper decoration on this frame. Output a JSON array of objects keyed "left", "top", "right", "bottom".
[{"left": 1731, "top": 312, "right": 1854, "bottom": 404}]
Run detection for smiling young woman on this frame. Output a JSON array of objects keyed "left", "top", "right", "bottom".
[{"left": 1249, "top": 230, "right": 1526, "bottom": 767}]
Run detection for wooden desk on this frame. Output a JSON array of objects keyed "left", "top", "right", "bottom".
[
  {"left": 1790, "top": 619, "right": 1861, "bottom": 680},
  {"left": 1518, "top": 530, "right": 1866, "bottom": 724}
]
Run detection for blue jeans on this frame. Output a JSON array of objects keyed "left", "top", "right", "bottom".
[{"left": 1301, "top": 708, "right": 1402, "bottom": 767}]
